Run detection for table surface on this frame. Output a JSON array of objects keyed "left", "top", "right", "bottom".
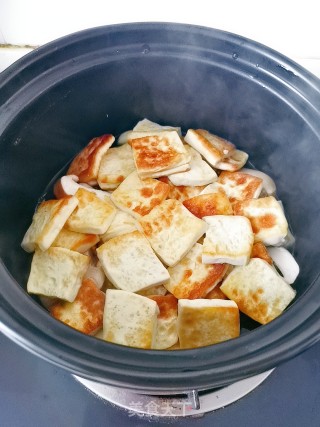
[{"left": 1, "top": 331, "right": 320, "bottom": 427}]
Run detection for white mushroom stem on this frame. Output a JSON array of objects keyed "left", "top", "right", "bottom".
[
  {"left": 84, "top": 263, "right": 106, "bottom": 289},
  {"left": 54, "top": 175, "right": 111, "bottom": 200},
  {"left": 117, "top": 130, "right": 133, "bottom": 145},
  {"left": 241, "top": 168, "right": 276, "bottom": 196},
  {"left": 267, "top": 247, "right": 299, "bottom": 285},
  {"left": 54, "top": 175, "right": 80, "bottom": 198}
]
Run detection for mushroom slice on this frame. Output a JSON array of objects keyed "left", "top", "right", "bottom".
[
  {"left": 54, "top": 175, "right": 111, "bottom": 201},
  {"left": 83, "top": 262, "right": 106, "bottom": 289},
  {"left": 267, "top": 247, "right": 300, "bottom": 285}
]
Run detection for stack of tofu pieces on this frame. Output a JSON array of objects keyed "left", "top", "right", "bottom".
[{"left": 22, "top": 119, "right": 298, "bottom": 350}]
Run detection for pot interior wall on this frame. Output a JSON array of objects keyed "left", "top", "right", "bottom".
[{"left": 1, "top": 55, "right": 319, "bottom": 297}]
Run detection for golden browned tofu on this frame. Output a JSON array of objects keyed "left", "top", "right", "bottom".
[
  {"left": 52, "top": 228, "right": 99, "bottom": 253},
  {"left": 111, "top": 171, "right": 170, "bottom": 218},
  {"left": 202, "top": 215, "right": 254, "bottom": 265},
  {"left": 139, "top": 199, "right": 208, "bottom": 267},
  {"left": 66, "top": 188, "right": 117, "bottom": 234},
  {"left": 158, "top": 176, "right": 205, "bottom": 202},
  {"left": 103, "top": 289, "right": 159, "bottom": 349},
  {"left": 50, "top": 278, "right": 105, "bottom": 334},
  {"left": 251, "top": 242, "right": 273, "bottom": 264},
  {"left": 97, "top": 143, "right": 136, "bottom": 190},
  {"left": 168, "top": 145, "right": 217, "bottom": 186},
  {"left": 220, "top": 258, "right": 296, "bottom": 324},
  {"left": 67, "top": 134, "right": 114, "bottom": 184},
  {"left": 233, "top": 196, "right": 288, "bottom": 245},
  {"left": 27, "top": 247, "right": 90, "bottom": 302},
  {"left": 217, "top": 171, "right": 263, "bottom": 203},
  {"left": 205, "top": 283, "right": 228, "bottom": 300},
  {"left": 166, "top": 243, "right": 228, "bottom": 299},
  {"left": 149, "top": 294, "right": 178, "bottom": 349},
  {"left": 177, "top": 299, "right": 240, "bottom": 348},
  {"left": 130, "top": 131, "right": 191, "bottom": 178},
  {"left": 100, "top": 210, "right": 137, "bottom": 242},
  {"left": 183, "top": 191, "right": 233, "bottom": 218},
  {"left": 184, "top": 129, "right": 235, "bottom": 167},
  {"left": 96, "top": 231, "right": 170, "bottom": 293},
  {"left": 21, "top": 196, "right": 79, "bottom": 252}
]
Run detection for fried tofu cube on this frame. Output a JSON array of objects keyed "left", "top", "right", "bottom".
[
  {"left": 158, "top": 176, "right": 205, "bottom": 202},
  {"left": 66, "top": 188, "right": 117, "bottom": 234},
  {"left": 233, "top": 196, "right": 288, "bottom": 245},
  {"left": 177, "top": 299, "right": 240, "bottom": 348},
  {"left": 27, "top": 247, "right": 90, "bottom": 302},
  {"left": 96, "top": 231, "right": 170, "bottom": 293},
  {"left": 133, "top": 118, "right": 182, "bottom": 135},
  {"left": 251, "top": 242, "right": 273, "bottom": 264},
  {"left": 100, "top": 209, "right": 137, "bottom": 242},
  {"left": 166, "top": 243, "right": 228, "bottom": 299},
  {"left": 67, "top": 134, "right": 114, "bottom": 184},
  {"left": 111, "top": 171, "right": 170, "bottom": 218},
  {"left": 220, "top": 258, "right": 296, "bottom": 324},
  {"left": 97, "top": 143, "right": 136, "bottom": 190},
  {"left": 149, "top": 294, "right": 178, "bottom": 349},
  {"left": 103, "top": 289, "right": 159, "bottom": 349},
  {"left": 130, "top": 131, "right": 191, "bottom": 178},
  {"left": 205, "top": 283, "right": 228, "bottom": 300},
  {"left": 138, "top": 285, "right": 167, "bottom": 296},
  {"left": 52, "top": 228, "right": 100, "bottom": 253},
  {"left": 184, "top": 129, "right": 235, "bottom": 167},
  {"left": 168, "top": 146, "right": 217, "bottom": 186},
  {"left": 21, "top": 196, "right": 79, "bottom": 252},
  {"left": 202, "top": 215, "right": 254, "bottom": 265},
  {"left": 139, "top": 199, "right": 208, "bottom": 267},
  {"left": 49, "top": 278, "right": 105, "bottom": 334},
  {"left": 183, "top": 190, "right": 233, "bottom": 218},
  {"left": 217, "top": 171, "right": 263, "bottom": 203}
]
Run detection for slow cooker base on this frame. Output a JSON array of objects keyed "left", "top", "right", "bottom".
[{"left": 74, "top": 369, "right": 274, "bottom": 418}]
